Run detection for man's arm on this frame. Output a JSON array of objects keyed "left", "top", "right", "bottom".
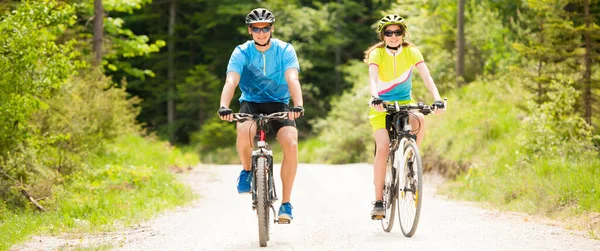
[
  {"left": 285, "top": 68, "right": 303, "bottom": 120},
  {"left": 218, "top": 72, "right": 241, "bottom": 121},
  {"left": 220, "top": 71, "right": 241, "bottom": 108},
  {"left": 285, "top": 68, "right": 303, "bottom": 107}
]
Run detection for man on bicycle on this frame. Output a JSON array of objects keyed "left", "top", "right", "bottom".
[{"left": 217, "top": 8, "right": 304, "bottom": 223}]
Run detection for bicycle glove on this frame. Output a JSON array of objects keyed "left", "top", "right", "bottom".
[
  {"left": 432, "top": 100, "right": 445, "bottom": 109},
  {"left": 371, "top": 96, "right": 383, "bottom": 105},
  {"left": 218, "top": 106, "right": 233, "bottom": 116},
  {"left": 291, "top": 105, "right": 304, "bottom": 115}
]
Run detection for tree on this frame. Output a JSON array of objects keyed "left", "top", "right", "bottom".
[
  {"left": 93, "top": 0, "right": 103, "bottom": 66},
  {"left": 456, "top": 0, "right": 465, "bottom": 86},
  {"left": 167, "top": 0, "right": 177, "bottom": 143}
]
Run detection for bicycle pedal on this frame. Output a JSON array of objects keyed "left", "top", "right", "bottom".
[
  {"left": 371, "top": 215, "right": 385, "bottom": 220},
  {"left": 276, "top": 219, "right": 291, "bottom": 224}
]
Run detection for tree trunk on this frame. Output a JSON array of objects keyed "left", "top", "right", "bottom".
[
  {"left": 93, "top": 0, "right": 103, "bottom": 67},
  {"left": 583, "top": 0, "right": 592, "bottom": 126},
  {"left": 537, "top": 19, "right": 545, "bottom": 103},
  {"left": 167, "top": 0, "right": 177, "bottom": 143},
  {"left": 456, "top": 0, "right": 465, "bottom": 86},
  {"left": 335, "top": 0, "right": 342, "bottom": 93}
]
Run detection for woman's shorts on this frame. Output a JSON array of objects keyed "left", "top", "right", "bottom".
[{"left": 368, "top": 100, "right": 414, "bottom": 132}]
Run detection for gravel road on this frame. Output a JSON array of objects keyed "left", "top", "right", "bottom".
[{"left": 11, "top": 163, "right": 600, "bottom": 251}]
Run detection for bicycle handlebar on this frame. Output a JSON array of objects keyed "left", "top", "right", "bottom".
[
  {"left": 231, "top": 112, "right": 289, "bottom": 123},
  {"left": 384, "top": 98, "right": 448, "bottom": 115}
]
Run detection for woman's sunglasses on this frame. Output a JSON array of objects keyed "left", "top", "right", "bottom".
[
  {"left": 383, "top": 30, "right": 403, "bottom": 37},
  {"left": 251, "top": 26, "right": 272, "bottom": 33}
]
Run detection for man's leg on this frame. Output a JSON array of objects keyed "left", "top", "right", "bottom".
[
  {"left": 235, "top": 120, "right": 256, "bottom": 193},
  {"left": 276, "top": 126, "right": 298, "bottom": 203},
  {"left": 237, "top": 120, "right": 256, "bottom": 171}
]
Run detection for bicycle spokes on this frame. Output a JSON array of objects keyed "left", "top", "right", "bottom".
[{"left": 397, "top": 143, "right": 423, "bottom": 237}]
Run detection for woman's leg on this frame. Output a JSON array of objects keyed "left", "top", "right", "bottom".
[{"left": 373, "top": 129, "right": 390, "bottom": 201}]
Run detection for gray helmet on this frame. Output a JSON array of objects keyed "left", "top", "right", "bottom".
[{"left": 245, "top": 8, "right": 275, "bottom": 25}]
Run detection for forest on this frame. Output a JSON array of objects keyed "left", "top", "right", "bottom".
[{"left": 0, "top": 0, "right": 599, "bottom": 248}]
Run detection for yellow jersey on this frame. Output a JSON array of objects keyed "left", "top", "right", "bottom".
[{"left": 367, "top": 46, "right": 424, "bottom": 101}]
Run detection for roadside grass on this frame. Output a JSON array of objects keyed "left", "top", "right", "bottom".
[
  {"left": 1, "top": 134, "right": 198, "bottom": 251},
  {"left": 423, "top": 77, "right": 600, "bottom": 236}
]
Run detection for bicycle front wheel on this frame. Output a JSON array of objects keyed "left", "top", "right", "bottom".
[
  {"left": 256, "top": 157, "right": 270, "bottom": 247},
  {"left": 397, "top": 142, "right": 423, "bottom": 237},
  {"left": 381, "top": 152, "right": 397, "bottom": 232}
]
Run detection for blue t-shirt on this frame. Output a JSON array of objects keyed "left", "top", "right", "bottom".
[{"left": 226, "top": 39, "right": 300, "bottom": 104}]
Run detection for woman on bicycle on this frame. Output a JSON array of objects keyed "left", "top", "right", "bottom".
[{"left": 364, "top": 14, "right": 444, "bottom": 218}]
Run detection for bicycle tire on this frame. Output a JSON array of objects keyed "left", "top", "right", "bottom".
[
  {"left": 397, "top": 142, "right": 423, "bottom": 237},
  {"left": 381, "top": 152, "right": 397, "bottom": 232},
  {"left": 256, "top": 157, "right": 270, "bottom": 247}
]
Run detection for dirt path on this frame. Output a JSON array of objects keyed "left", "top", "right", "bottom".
[{"left": 11, "top": 163, "right": 600, "bottom": 250}]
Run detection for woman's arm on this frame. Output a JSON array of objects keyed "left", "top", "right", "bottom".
[{"left": 415, "top": 62, "right": 442, "bottom": 101}]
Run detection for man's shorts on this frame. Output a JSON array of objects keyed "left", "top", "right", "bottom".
[
  {"left": 239, "top": 101, "right": 296, "bottom": 135},
  {"left": 368, "top": 100, "right": 414, "bottom": 132}
]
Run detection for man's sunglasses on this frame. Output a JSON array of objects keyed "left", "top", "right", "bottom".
[
  {"left": 383, "top": 30, "right": 403, "bottom": 37},
  {"left": 251, "top": 26, "right": 272, "bottom": 33}
]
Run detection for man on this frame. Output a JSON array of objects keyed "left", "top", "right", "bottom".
[{"left": 217, "top": 8, "right": 303, "bottom": 223}]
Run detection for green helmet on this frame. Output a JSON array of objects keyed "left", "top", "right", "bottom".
[{"left": 377, "top": 14, "right": 407, "bottom": 33}]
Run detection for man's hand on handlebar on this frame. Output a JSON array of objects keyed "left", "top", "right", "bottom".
[
  {"left": 218, "top": 106, "right": 234, "bottom": 122},
  {"left": 289, "top": 105, "right": 304, "bottom": 120}
]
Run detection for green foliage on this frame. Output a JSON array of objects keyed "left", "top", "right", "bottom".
[
  {"left": 1, "top": 134, "right": 197, "bottom": 250},
  {"left": 420, "top": 75, "right": 524, "bottom": 177},
  {"left": 72, "top": 0, "right": 164, "bottom": 79},
  {"left": 311, "top": 61, "right": 373, "bottom": 164},
  {"left": 0, "top": 0, "right": 79, "bottom": 207},
  {"left": 176, "top": 64, "right": 223, "bottom": 143},
  {"left": 192, "top": 117, "right": 237, "bottom": 152},
  {"left": 0, "top": 0, "right": 77, "bottom": 153},
  {"left": 389, "top": 0, "right": 513, "bottom": 89},
  {"left": 522, "top": 79, "right": 597, "bottom": 159},
  {"left": 425, "top": 75, "right": 600, "bottom": 226}
]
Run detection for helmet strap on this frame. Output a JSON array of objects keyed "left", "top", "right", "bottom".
[
  {"left": 386, "top": 45, "right": 400, "bottom": 50},
  {"left": 254, "top": 33, "right": 272, "bottom": 47}
]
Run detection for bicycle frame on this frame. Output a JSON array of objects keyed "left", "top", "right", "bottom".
[
  {"left": 232, "top": 112, "right": 288, "bottom": 223},
  {"left": 250, "top": 122, "right": 278, "bottom": 215},
  {"left": 387, "top": 109, "right": 418, "bottom": 189},
  {"left": 381, "top": 100, "right": 446, "bottom": 236}
]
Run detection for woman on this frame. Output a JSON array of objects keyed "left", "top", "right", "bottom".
[{"left": 364, "top": 14, "right": 444, "bottom": 218}]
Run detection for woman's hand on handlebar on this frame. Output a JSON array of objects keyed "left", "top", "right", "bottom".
[
  {"left": 370, "top": 96, "right": 385, "bottom": 112},
  {"left": 432, "top": 99, "right": 446, "bottom": 115}
]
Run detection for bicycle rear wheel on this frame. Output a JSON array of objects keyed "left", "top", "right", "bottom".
[
  {"left": 256, "top": 157, "right": 270, "bottom": 247},
  {"left": 397, "top": 142, "right": 423, "bottom": 237},
  {"left": 380, "top": 152, "right": 397, "bottom": 232}
]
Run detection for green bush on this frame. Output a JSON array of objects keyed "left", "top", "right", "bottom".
[
  {"left": 192, "top": 116, "right": 237, "bottom": 152},
  {"left": 311, "top": 61, "right": 373, "bottom": 163},
  {"left": 521, "top": 80, "right": 597, "bottom": 160},
  {"left": 0, "top": 0, "right": 78, "bottom": 208}
]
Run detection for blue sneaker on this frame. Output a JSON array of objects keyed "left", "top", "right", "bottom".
[
  {"left": 278, "top": 202, "right": 293, "bottom": 223},
  {"left": 237, "top": 170, "right": 252, "bottom": 194}
]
